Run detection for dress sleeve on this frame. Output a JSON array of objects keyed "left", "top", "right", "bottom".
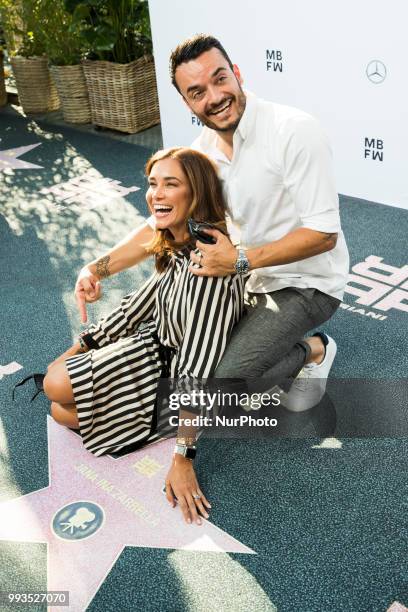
[
  {"left": 176, "top": 273, "right": 245, "bottom": 379},
  {"left": 82, "top": 271, "right": 161, "bottom": 349}
]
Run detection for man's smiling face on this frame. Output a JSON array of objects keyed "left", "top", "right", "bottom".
[{"left": 174, "top": 47, "right": 246, "bottom": 133}]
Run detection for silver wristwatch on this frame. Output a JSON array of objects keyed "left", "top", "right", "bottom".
[
  {"left": 174, "top": 444, "right": 197, "bottom": 460},
  {"left": 234, "top": 248, "right": 250, "bottom": 275}
]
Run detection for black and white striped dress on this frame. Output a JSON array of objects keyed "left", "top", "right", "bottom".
[{"left": 65, "top": 247, "right": 246, "bottom": 456}]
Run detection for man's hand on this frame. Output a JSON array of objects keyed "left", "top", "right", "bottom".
[
  {"left": 189, "top": 229, "right": 237, "bottom": 277},
  {"left": 75, "top": 268, "right": 102, "bottom": 324},
  {"left": 165, "top": 455, "right": 211, "bottom": 525}
]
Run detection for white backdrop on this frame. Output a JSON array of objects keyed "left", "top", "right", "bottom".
[{"left": 148, "top": 0, "right": 408, "bottom": 210}]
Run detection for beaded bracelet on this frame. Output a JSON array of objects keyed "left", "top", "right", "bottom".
[
  {"left": 78, "top": 334, "right": 88, "bottom": 351},
  {"left": 78, "top": 331, "right": 100, "bottom": 350}
]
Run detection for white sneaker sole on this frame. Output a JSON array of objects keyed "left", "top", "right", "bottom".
[{"left": 279, "top": 336, "right": 337, "bottom": 412}]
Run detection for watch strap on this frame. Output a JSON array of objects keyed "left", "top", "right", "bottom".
[{"left": 174, "top": 444, "right": 197, "bottom": 459}]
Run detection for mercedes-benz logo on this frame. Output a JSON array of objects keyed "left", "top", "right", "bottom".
[{"left": 366, "top": 60, "right": 386, "bottom": 84}]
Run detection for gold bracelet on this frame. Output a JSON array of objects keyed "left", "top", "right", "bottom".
[{"left": 176, "top": 436, "right": 196, "bottom": 446}]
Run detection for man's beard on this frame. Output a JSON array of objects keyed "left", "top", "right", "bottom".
[{"left": 194, "top": 83, "right": 246, "bottom": 133}]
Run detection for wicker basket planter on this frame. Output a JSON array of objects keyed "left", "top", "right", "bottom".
[
  {"left": 82, "top": 55, "right": 160, "bottom": 134},
  {"left": 10, "top": 56, "right": 60, "bottom": 114},
  {"left": 50, "top": 64, "right": 91, "bottom": 124},
  {"left": 0, "top": 51, "right": 7, "bottom": 107}
]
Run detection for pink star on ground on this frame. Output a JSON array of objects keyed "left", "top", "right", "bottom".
[
  {"left": 0, "top": 143, "right": 42, "bottom": 171},
  {"left": 0, "top": 416, "right": 254, "bottom": 611},
  {"left": 387, "top": 603, "right": 408, "bottom": 612}
]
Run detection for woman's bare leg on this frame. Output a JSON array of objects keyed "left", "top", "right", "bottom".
[
  {"left": 44, "top": 362, "right": 79, "bottom": 427},
  {"left": 50, "top": 401, "right": 79, "bottom": 429},
  {"left": 43, "top": 361, "right": 75, "bottom": 403}
]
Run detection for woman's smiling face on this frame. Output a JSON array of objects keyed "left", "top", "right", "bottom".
[{"left": 146, "top": 158, "right": 192, "bottom": 241}]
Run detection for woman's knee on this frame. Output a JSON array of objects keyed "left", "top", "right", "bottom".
[
  {"left": 50, "top": 401, "right": 61, "bottom": 422},
  {"left": 43, "top": 366, "right": 74, "bottom": 403},
  {"left": 43, "top": 371, "right": 59, "bottom": 401},
  {"left": 50, "top": 401, "right": 78, "bottom": 428}
]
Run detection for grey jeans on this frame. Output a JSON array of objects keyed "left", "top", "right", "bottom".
[{"left": 214, "top": 287, "right": 340, "bottom": 388}]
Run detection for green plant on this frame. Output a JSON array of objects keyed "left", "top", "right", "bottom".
[
  {"left": 41, "top": 0, "right": 88, "bottom": 65},
  {"left": 64, "top": 0, "right": 153, "bottom": 64},
  {"left": 0, "top": 0, "right": 47, "bottom": 57}
]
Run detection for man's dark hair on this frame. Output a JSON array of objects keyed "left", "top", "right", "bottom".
[{"left": 170, "top": 34, "right": 234, "bottom": 93}]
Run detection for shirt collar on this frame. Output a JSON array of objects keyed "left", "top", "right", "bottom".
[
  {"left": 195, "top": 90, "right": 257, "bottom": 159},
  {"left": 235, "top": 90, "right": 257, "bottom": 141}
]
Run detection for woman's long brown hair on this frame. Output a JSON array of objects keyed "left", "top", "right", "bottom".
[{"left": 144, "top": 147, "right": 229, "bottom": 272}]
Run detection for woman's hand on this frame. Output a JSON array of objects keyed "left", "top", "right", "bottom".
[
  {"left": 75, "top": 267, "right": 102, "bottom": 324},
  {"left": 165, "top": 455, "right": 211, "bottom": 525},
  {"left": 47, "top": 343, "right": 84, "bottom": 371}
]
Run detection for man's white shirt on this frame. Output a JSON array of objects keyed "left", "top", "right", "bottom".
[{"left": 148, "top": 92, "right": 349, "bottom": 300}]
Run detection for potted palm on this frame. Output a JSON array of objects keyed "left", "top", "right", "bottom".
[
  {"left": 0, "top": 0, "right": 60, "bottom": 113},
  {"left": 42, "top": 0, "right": 91, "bottom": 124},
  {"left": 65, "top": 0, "right": 160, "bottom": 133}
]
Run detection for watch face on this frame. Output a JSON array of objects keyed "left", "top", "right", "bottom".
[
  {"left": 185, "top": 447, "right": 197, "bottom": 459},
  {"left": 234, "top": 249, "right": 249, "bottom": 275}
]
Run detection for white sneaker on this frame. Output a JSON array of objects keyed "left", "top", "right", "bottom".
[{"left": 279, "top": 334, "right": 337, "bottom": 412}]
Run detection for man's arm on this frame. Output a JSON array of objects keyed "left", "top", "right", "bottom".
[
  {"left": 75, "top": 222, "right": 155, "bottom": 322},
  {"left": 191, "top": 114, "right": 341, "bottom": 276},
  {"left": 247, "top": 227, "right": 337, "bottom": 269},
  {"left": 189, "top": 227, "right": 337, "bottom": 276}
]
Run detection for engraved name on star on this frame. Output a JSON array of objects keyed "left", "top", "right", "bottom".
[{"left": 0, "top": 417, "right": 254, "bottom": 611}]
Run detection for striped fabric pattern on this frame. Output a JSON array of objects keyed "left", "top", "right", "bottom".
[{"left": 65, "top": 248, "right": 246, "bottom": 456}]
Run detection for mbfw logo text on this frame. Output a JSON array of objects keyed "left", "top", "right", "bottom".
[
  {"left": 191, "top": 115, "right": 204, "bottom": 126},
  {"left": 266, "top": 50, "right": 283, "bottom": 72},
  {"left": 364, "top": 138, "right": 384, "bottom": 161}
]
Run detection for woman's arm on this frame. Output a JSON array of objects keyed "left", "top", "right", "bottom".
[
  {"left": 75, "top": 223, "right": 155, "bottom": 323},
  {"left": 165, "top": 271, "right": 245, "bottom": 525},
  {"left": 80, "top": 270, "right": 160, "bottom": 349},
  {"left": 49, "top": 264, "right": 158, "bottom": 367}
]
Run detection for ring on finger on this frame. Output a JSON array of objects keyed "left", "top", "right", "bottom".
[{"left": 192, "top": 493, "right": 201, "bottom": 500}]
